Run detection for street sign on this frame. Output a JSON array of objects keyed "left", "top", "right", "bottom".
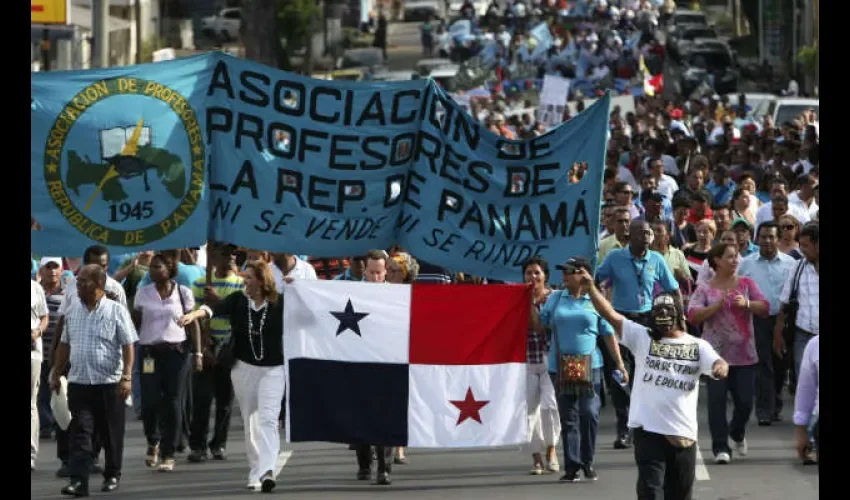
[{"left": 31, "top": 0, "right": 70, "bottom": 25}]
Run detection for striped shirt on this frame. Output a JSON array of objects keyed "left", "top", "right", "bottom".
[
  {"left": 780, "top": 260, "right": 819, "bottom": 335},
  {"left": 192, "top": 273, "right": 245, "bottom": 340},
  {"left": 414, "top": 260, "right": 452, "bottom": 284},
  {"left": 41, "top": 285, "right": 66, "bottom": 362},
  {"left": 61, "top": 297, "right": 138, "bottom": 385}
]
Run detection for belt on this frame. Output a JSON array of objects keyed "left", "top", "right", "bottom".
[{"left": 796, "top": 327, "right": 817, "bottom": 337}]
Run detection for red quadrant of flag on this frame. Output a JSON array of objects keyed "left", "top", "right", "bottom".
[{"left": 408, "top": 284, "right": 530, "bottom": 365}]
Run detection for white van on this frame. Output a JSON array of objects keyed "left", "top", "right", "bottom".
[{"left": 768, "top": 97, "right": 819, "bottom": 126}]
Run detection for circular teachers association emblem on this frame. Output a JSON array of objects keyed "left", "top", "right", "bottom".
[{"left": 42, "top": 76, "right": 205, "bottom": 247}]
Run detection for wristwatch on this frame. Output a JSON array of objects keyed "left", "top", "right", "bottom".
[{"left": 120, "top": 375, "right": 131, "bottom": 382}]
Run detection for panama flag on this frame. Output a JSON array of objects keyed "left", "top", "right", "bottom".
[{"left": 284, "top": 280, "right": 530, "bottom": 448}]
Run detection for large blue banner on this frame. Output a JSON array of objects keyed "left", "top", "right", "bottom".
[
  {"left": 31, "top": 55, "right": 215, "bottom": 256},
  {"left": 32, "top": 53, "right": 608, "bottom": 281}
]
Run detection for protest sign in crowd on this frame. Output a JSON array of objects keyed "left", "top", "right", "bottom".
[{"left": 31, "top": 1, "right": 818, "bottom": 497}]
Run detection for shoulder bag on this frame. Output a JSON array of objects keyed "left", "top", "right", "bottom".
[
  {"left": 551, "top": 291, "right": 594, "bottom": 393},
  {"left": 213, "top": 294, "right": 239, "bottom": 371},
  {"left": 176, "top": 282, "right": 200, "bottom": 356},
  {"left": 781, "top": 260, "right": 806, "bottom": 345}
]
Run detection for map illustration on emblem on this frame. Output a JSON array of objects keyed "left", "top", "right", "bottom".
[{"left": 43, "top": 77, "right": 206, "bottom": 248}]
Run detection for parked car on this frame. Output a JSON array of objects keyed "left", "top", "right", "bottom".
[
  {"left": 200, "top": 7, "right": 241, "bottom": 42},
  {"left": 667, "top": 9, "right": 708, "bottom": 30},
  {"left": 403, "top": 0, "right": 445, "bottom": 22},
  {"left": 671, "top": 25, "right": 718, "bottom": 62},
  {"left": 767, "top": 97, "right": 819, "bottom": 126},
  {"left": 680, "top": 42, "right": 739, "bottom": 96}
]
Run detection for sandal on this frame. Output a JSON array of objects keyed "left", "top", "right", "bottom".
[
  {"left": 547, "top": 460, "right": 560, "bottom": 472},
  {"left": 145, "top": 445, "right": 160, "bottom": 468},
  {"left": 158, "top": 458, "right": 175, "bottom": 472},
  {"left": 393, "top": 456, "right": 409, "bottom": 465}
]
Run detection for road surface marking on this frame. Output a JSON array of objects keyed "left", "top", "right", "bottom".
[{"left": 695, "top": 445, "right": 710, "bottom": 481}]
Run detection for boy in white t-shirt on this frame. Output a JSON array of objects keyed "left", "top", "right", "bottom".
[{"left": 578, "top": 269, "right": 729, "bottom": 499}]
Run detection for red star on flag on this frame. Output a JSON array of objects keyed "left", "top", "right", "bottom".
[{"left": 450, "top": 387, "right": 489, "bottom": 425}]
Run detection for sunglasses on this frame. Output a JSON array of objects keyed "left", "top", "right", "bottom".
[{"left": 561, "top": 267, "right": 581, "bottom": 274}]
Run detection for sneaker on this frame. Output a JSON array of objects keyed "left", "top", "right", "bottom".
[
  {"left": 246, "top": 481, "right": 260, "bottom": 490},
  {"left": 560, "top": 469, "right": 580, "bottom": 482},
  {"left": 582, "top": 466, "right": 598, "bottom": 481},
  {"left": 757, "top": 420, "right": 772, "bottom": 426},
  {"left": 210, "top": 448, "right": 227, "bottom": 460},
  {"left": 529, "top": 463, "right": 544, "bottom": 475},
  {"left": 714, "top": 452, "right": 731, "bottom": 464},
  {"left": 613, "top": 435, "right": 630, "bottom": 449},
  {"left": 356, "top": 468, "right": 371, "bottom": 480},
  {"left": 734, "top": 439, "right": 748, "bottom": 456}
]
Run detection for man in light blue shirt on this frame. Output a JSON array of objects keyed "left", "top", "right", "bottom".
[
  {"left": 595, "top": 220, "right": 682, "bottom": 449},
  {"left": 737, "top": 221, "right": 796, "bottom": 425}
]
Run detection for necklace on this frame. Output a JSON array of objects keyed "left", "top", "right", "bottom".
[{"left": 246, "top": 298, "right": 268, "bottom": 362}]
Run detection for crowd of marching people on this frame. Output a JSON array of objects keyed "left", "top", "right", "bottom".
[{"left": 31, "top": 3, "right": 818, "bottom": 499}]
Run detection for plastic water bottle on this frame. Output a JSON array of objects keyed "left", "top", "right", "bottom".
[{"left": 613, "top": 369, "right": 630, "bottom": 395}]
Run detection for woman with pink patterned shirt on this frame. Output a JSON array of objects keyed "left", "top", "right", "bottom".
[{"left": 688, "top": 243, "right": 769, "bottom": 465}]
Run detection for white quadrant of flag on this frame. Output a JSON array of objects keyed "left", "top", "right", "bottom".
[
  {"left": 284, "top": 280, "right": 410, "bottom": 365},
  {"left": 408, "top": 363, "right": 528, "bottom": 448}
]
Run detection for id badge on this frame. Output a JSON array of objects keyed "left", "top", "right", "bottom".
[
  {"left": 143, "top": 357, "right": 155, "bottom": 374},
  {"left": 638, "top": 294, "right": 645, "bottom": 308}
]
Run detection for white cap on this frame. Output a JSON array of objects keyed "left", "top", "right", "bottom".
[{"left": 40, "top": 257, "right": 63, "bottom": 268}]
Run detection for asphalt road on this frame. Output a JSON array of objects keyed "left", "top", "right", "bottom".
[
  {"left": 31, "top": 389, "right": 818, "bottom": 500},
  {"left": 387, "top": 22, "right": 430, "bottom": 71}
]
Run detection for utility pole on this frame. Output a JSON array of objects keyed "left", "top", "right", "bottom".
[
  {"left": 305, "top": 1, "right": 319, "bottom": 75},
  {"left": 92, "top": 0, "right": 110, "bottom": 68},
  {"left": 40, "top": 29, "right": 51, "bottom": 72},
  {"left": 135, "top": 0, "right": 143, "bottom": 63}
]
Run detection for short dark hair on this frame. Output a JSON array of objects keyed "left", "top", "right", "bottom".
[
  {"left": 365, "top": 249, "right": 389, "bottom": 263},
  {"left": 151, "top": 252, "right": 179, "bottom": 279},
  {"left": 756, "top": 221, "right": 780, "bottom": 238},
  {"left": 82, "top": 245, "right": 109, "bottom": 266},
  {"left": 707, "top": 242, "right": 737, "bottom": 270},
  {"left": 711, "top": 203, "right": 730, "bottom": 212},
  {"left": 521, "top": 256, "right": 550, "bottom": 280},
  {"left": 800, "top": 221, "right": 819, "bottom": 243},
  {"left": 614, "top": 181, "right": 631, "bottom": 193},
  {"left": 350, "top": 255, "right": 367, "bottom": 264},
  {"left": 770, "top": 177, "right": 789, "bottom": 190}
]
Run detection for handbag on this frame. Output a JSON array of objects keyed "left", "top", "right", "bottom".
[{"left": 551, "top": 291, "right": 594, "bottom": 392}]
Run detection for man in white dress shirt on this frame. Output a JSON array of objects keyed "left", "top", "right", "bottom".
[{"left": 754, "top": 177, "right": 810, "bottom": 234}]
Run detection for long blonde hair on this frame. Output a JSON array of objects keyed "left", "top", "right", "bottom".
[{"left": 243, "top": 260, "right": 280, "bottom": 304}]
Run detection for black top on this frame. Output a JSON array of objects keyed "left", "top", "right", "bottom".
[{"left": 211, "top": 293, "right": 284, "bottom": 367}]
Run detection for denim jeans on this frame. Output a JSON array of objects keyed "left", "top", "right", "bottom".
[
  {"left": 554, "top": 368, "right": 602, "bottom": 471},
  {"left": 707, "top": 364, "right": 755, "bottom": 455}
]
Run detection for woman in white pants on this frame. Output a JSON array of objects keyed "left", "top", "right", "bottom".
[
  {"left": 522, "top": 258, "right": 561, "bottom": 474},
  {"left": 181, "top": 260, "right": 284, "bottom": 493}
]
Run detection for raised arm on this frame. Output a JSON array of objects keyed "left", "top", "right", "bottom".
[{"left": 577, "top": 268, "right": 625, "bottom": 338}]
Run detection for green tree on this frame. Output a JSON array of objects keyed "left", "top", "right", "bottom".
[{"left": 277, "top": 0, "right": 323, "bottom": 71}]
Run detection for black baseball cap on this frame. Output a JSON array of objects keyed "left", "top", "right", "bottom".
[{"left": 555, "top": 257, "right": 593, "bottom": 273}]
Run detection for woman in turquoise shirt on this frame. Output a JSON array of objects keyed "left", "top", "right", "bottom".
[{"left": 531, "top": 257, "right": 628, "bottom": 482}]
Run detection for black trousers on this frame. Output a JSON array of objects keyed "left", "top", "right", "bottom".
[
  {"left": 633, "top": 428, "right": 697, "bottom": 500},
  {"left": 355, "top": 444, "right": 392, "bottom": 474},
  {"left": 67, "top": 383, "right": 125, "bottom": 482},
  {"left": 139, "top": 345, "right": 190, "bottom": 459},
  {"left": 189, "top": 351, "right": 234, "bottom": 452},
  {"left": 57, "top": 425, "right": 102, "bottom": 465}
]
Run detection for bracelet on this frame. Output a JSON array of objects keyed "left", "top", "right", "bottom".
[{"left": 745, "top": 299, "right": 750, "bottom": 310}]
